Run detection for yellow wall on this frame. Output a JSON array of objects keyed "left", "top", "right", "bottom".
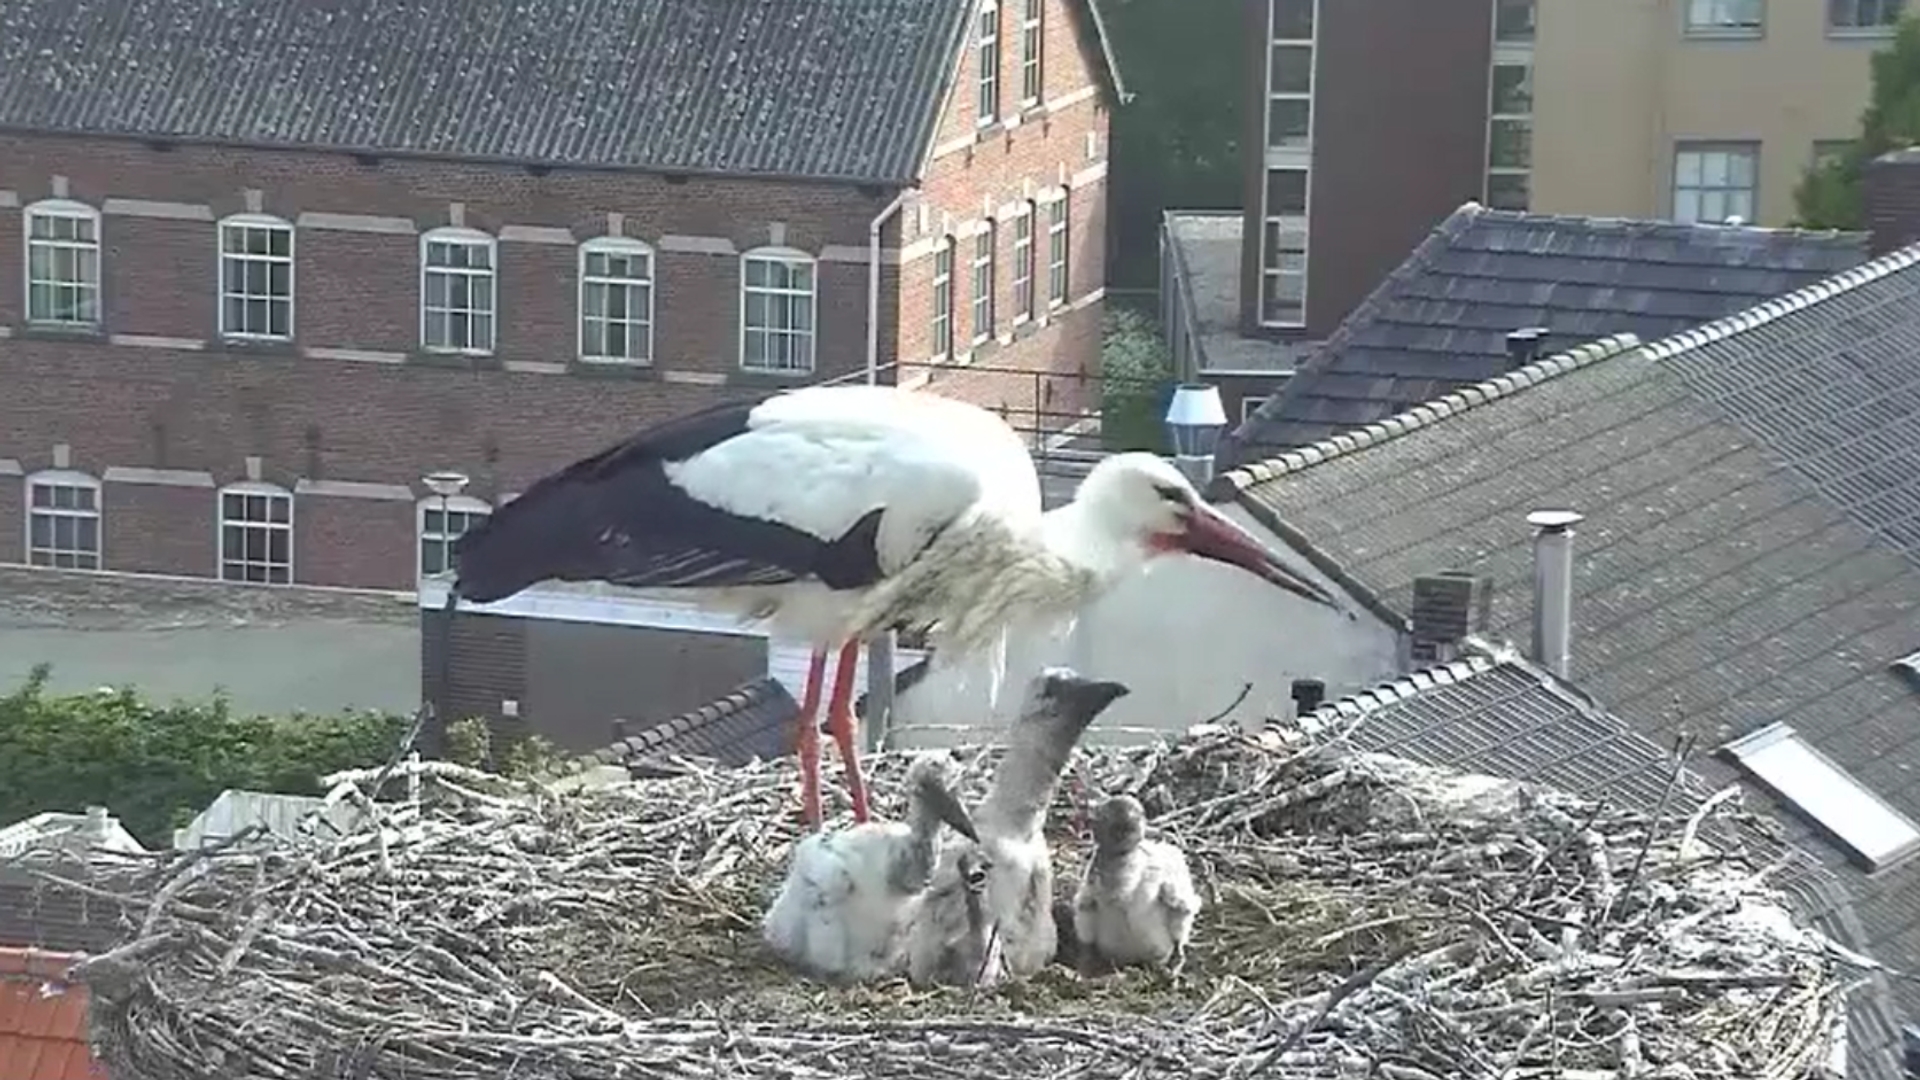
[{"left": 1531, "top": 0, "right": 1880, "bottom": 224}]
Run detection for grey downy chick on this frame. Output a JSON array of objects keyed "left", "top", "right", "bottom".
[
  {"left": 762, "top": 751, "right": 981, "bottom": 982},
  {"left": 902, "top": 667, "right": 1130, "bottom": 985},
  {"left": 1072, "top": 794, "right": 1202, "bottom": 975}
]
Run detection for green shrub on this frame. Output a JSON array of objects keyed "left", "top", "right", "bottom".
[
  {"left": 1100, "top": 307, "right": 1176, "bottom": 452},
  {"left": 0, "top": 665, "right": 407, "bottom": 847}
]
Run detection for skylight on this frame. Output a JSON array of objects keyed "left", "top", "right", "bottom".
[{"left": 1722, "top": 723, "right": 1920, "bottom": 873}]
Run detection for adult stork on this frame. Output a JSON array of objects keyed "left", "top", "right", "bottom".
[{"left": 449, "top": 384, "right": 1346, "bottom": 827}]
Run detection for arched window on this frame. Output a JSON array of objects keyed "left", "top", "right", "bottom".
[
  {"left": 739, "top": 247, "right": 818, "bottom": 375},
  {"left": 24, "top": 469, "right": 102, "bottom": 570},
  {"left": 23, "top": 198, "right": 102, "bottom": 328},
  {"left": 218, "top": 481, "right": 293, "bottom": 584},
  {"left": 969, "top": 223, "right": 996, "bottom": 346},
  {"left": 578, "top": 237, "right": 654, "bottom": 364},
  {"left": 420, "top": 226, "right": 497, "bottom": 355},
  {"left": 217, "top": 213, "right": 295, "bottom": 340},
  {"left": 1045, "top": 191, "right": 1070, "bottom": 309},
  {"left": 931, "top": 235, "right": 955, "bottom": 361},
  {"left": 418, "top": 494, "right": 492, "bottom": 581}
]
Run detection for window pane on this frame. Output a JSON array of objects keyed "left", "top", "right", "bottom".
[
  {"left": 1268, "top": 98, "right": 1311, "bottom": 147},
  {"left": 1272, "top": 0, "right": 1313, "bottom": 39},
  {"left": 1266, "top": 169, "right": 1309, "bottom": 216},
  {"left": 1489, "top": 119, "right": 1532, "bottom": 169},
  {"left": 1270, "top": 45, "right": 1312, "bottom": 95},
  {"left": 1495, "top": 0, "right": 1536, "bottom": 40},
  {"left": 1491, "top": 64, "right": 1532, "bottom": 115}
]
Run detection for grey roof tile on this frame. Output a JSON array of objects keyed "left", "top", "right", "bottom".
[
  {"left": 1222, "top": 245, "right": 1920, "bottom": 1040},
  {"left": 1302, "top": 649, "right": 1905, "bottom": 1080},
  {"left": 1222, "top": 203, "right": 1870, "bottom": 464},
  {"left": 0, "top": 0, "right": 984, "bottom": 182},
  {"left": 594, "top": 676, "right": 797, "bottom": 775}
]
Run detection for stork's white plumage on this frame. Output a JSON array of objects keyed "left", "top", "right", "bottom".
[
  {"left": 1072, "top": 794, "right": 1203, "bottom": 975},
  {"left": 761, "top": 753, "right": 979, "bottom": 981},
  {"left": 451, "top": 384, "right": 1346, "bottom": 827}
]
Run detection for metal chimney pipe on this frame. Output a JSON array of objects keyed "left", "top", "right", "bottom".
[
  {"left": 1290, "top": 678, "right": 1327, "bottom": 717},
  {"left": 1527, "top": 509, "right": 1584, "bottom": 678},
  {"left": 1505, "top": 327, "right": 1548, "bottom": 369}
]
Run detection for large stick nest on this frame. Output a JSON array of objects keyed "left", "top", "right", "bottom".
[{"left": 66, "top": 727, "right": 1852, "bottom": 1080}]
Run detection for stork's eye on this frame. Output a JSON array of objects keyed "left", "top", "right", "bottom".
[{"left": 1153, "top": 483, "right": 1191, "bottom": 507}]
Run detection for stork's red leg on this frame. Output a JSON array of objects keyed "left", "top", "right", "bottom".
[
  {"left": 824, "top": 640, "right": 871, "bottom": 824},
  {"left": 794, "top": 648, "right": 828, "bottom": 828}
]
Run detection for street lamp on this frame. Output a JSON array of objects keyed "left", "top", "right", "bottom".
[
  {"left": 1164, "top": 382, "right": 1228, "bottom": 486},
  {"left": 421, "top": 470, "right": 471, "bottom": 760}
]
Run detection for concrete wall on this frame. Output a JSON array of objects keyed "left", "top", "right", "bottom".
[
  {"left": 889, "top": 504, "right": 1403, "bottom": 747},
  {"left": 1530, "top": 0, "right": 1881, "bottom": 225}
]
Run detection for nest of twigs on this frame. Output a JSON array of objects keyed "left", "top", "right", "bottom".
[{"left": 64, "top": 727, "right": 1852, "bottom": 1080}]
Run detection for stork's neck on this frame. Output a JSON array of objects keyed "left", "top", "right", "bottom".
[
  {"left": 977, "top": 715, "right": 1081, "bottom": 839},
  {"left": 887, "top": 795, "right": 946, "bottom": 892}
]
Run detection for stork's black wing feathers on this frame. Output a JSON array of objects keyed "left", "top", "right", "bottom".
[{"left": 450, "top": 395, "right": 886, "bottom": 604}]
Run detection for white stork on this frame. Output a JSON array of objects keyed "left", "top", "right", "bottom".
[{"left": 450, "top": 384, "right": 1347, "bottom": 828}]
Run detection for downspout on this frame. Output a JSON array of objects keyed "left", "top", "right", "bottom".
[
  {"left": 866, "top": 190, "right": 909, "bottom": 386},
  {"left": 864, "top": 189, "right": 909, "bottom": 751}
]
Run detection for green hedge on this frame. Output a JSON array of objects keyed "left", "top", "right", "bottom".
[
  {"left": 1100, "top": 307, "right": 1176, "bottom": 453},
  {"left": 0, "top": 665, "right": 407, "bottom": 847}
]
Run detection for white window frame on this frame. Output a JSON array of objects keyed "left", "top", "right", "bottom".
[
  {"left": 970, "top": 225, "right": 996, "bottom": 345},
  {"left": 23, "top": 469, "right": 102, "bottom": 571},
  {"left": 1684, "top": 0, "right": 1763, "bottom": 37},
  {"left": 217, "top": 481, "right": 294, "bottom": 585},
  {"left": 418, "top": 495, "right": 493, "bottom": 582},
  {"left": 1828, "top": 0, "right": 1905, "bottom": 34},
  {"left": 1019, "top": 0, "right": 1044, "bottom": 106},
  {"left": 932, "top": 236, "right": 955, "bottom": 360},
  {"left": 578, "top": 236, "right": 655, "bottom": 365},
  {"left": 1266, "top": 1, "right": 1315, "bottom": 153},
  {"left": 1672, "top": 142, "right": 1758, "bottom": 224},
  {"left": 1724, "top": 722, "right": 1920, "bottom": 873},
  {"left": 23, "top": 198, "right": 103, "bottom": 328},
  {"left": 739, "top": 246, "right": 819, "bottom": 376},
  {"left": 1011, "top": 204, "right": 1036, "bottom": 323},
  {"left": 216, "top": 213, "right": 295, "bottom": 342},
  {"left": 1240, "top": 395, "right": 1270, "bottom": 425},
  {"left": 419, "top": 226, "right": 497, "bottom": 356},
  {"left": 1045, "top": 194, "right": 1069, "bottom": 309},
  {"left": 977, "top": 0, "right": 1001, "bottom": 126}
]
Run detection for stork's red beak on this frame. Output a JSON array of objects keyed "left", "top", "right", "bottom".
[{"left": 1177, "top": 506, "right": 1351, "bottom": 616}]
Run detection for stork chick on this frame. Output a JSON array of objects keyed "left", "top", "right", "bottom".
[
  {"left": 1072, "top": 794, "right": 1202, "bottom": 975},
  {"left": 902, "top": 668, "right": 1130, "bottom": 985},
  {"left": 762, "top": 752, "right": 980, "bottom": 982}
]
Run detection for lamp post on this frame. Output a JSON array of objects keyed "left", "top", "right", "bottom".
[
  {"left": 421, "top": 470, "right": 471, "bottom": 760},
  {"left": 1165, "top": 382, "right": 1229, "bottom": 487}
]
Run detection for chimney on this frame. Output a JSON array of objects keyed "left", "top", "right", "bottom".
[
  {"left": 1289, "top": 678, "right": 1326, "bottom": 717},
  {"left": 1505, "top": 327, "right": 1548, "bottom": 370},
  {"left": 1409, "top": 570, "right": 1494, "bottom": 663},
  {"left": 1528, "top": 509, "right": 1584, "bottom": 678},
  {"left": 1862, "top": 147, "right": 1920, "bottom": 257}
]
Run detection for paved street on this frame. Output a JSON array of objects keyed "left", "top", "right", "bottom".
[{"left": 0, "top": 568, "right": 419, "bottom": 717}]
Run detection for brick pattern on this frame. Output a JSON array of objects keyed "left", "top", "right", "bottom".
[
  {"left": 1863, "top": 152, "right": 1920, "bottom": 257},
  {"left": 896, "top": 0, "right": 1112, "bottom": 435},
  {"left": 422, "top": 610, "right": 529, "bottom": 749},
  {"left": 0, "top": 2, "right": 1112, "bottom": 590}
]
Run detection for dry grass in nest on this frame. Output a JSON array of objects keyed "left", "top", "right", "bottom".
[{"left": 56, "top": 727, "right": 1857, "bottom": 1080}]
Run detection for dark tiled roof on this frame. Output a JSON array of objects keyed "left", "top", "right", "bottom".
[
  {"left": 1215, "top": 245, "right": 1920, "bottom": 1022},
  {"left": 1221, "top": 203, "right": 1870, "bottom": 464},
  {"left": 0, "top": 859, "right": 141, "bottom": 957},
  {"left": 0, "top": 0, "right": 976, "bottom": 183},
  {"left": 588, "top": 676, "right": 798, "bottom": 775},
  {"left": 1307, "top": 647, "right": 1905, "bottom": 1080}
]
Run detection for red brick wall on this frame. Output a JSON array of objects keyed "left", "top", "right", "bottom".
[
  {"left": 896, "top": 0, "right": 1113, "bottom": 433},
  {"left": 0, "top": 134, "right": 887, "bottom": 378},
  {"left": 298, "top": 495, "right": 417, "bottom": 591},
  {"left": 105, "top": 483, "right": 215, "bottom": 576}
]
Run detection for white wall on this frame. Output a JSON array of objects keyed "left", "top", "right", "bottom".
[{"left": 887, "top": 505, "right": 1403, "bottom": 749}]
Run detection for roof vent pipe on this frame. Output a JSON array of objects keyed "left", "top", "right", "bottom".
[
  {"left": 1290, "top": 678, "right": 1326, "bottom": 718},
  {"left": 1528, "top": 509, "right": 1584, "bottom": 678},
  {"left": 1506, "top": 327, "right": 1549, "bottom": 370}
]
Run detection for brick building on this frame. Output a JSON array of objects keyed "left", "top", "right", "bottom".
[{"left": 0, "top": 0, "right": 1122, "bottom": 592}]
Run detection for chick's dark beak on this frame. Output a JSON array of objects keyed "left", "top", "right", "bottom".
[
  {"left": 923, "top": 782, "right": 980, "bottom": 843},
  {"left": 1180, "top": 505, "right": 1352, "bottom": 617}
]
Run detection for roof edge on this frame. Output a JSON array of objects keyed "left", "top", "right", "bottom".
[
  {"left": 1228, "top": 491, "right": 1410, "bottom": 633},
  {"left": 1218, "top": 201, "right": 1486, "bottom": 458},
  {"left": 1070, "top": 0, "right": 1133, "bottom": 104},
  {"left": 1641, "top": 238, "right": 1920, "bottom": 365},
  {"left": 1209, "top": 331, "right": 1645, "bottom": 498}
]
